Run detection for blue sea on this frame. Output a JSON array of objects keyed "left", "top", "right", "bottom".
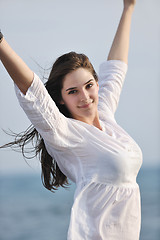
[{"left": 0, "top": 167, "right": 160, "bottom": 240}]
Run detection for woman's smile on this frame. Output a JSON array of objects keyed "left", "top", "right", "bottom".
[{"left": 78, "top": 100, "right": 93, "bottom": 108}]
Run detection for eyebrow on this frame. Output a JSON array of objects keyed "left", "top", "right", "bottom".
[{"left": 66, "top": 79, "right": 94, "bottom": 92}]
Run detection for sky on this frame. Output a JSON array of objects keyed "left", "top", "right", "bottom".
[{"left": 0, "top": 0, "right": 160, "bottom": 174}]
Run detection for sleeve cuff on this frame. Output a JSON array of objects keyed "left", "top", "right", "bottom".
[
  {"left": 99, "top": 60, "right": 128, "bottom": 76},
  {"left": 14, "top": 73, "right": 43, "bottom": 102}
]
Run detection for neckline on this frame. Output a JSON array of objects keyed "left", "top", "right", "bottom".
[
  {"left": 70, "top": 118, "right": 102, "bottom": 130},
  {"left": 69, "top": 118, "right": 115, "bottom": 137}
]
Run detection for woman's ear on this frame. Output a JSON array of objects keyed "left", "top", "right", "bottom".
[{"left": 96, "top": 82, "right": 99, "bottom": 90}]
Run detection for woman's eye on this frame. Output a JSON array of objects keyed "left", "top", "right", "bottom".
[
  {"left": 86, "top": 83, "right": 93, "bottom": 89},
  {"left": 68, "top": 90, "right": 77, "bottom": 95}
]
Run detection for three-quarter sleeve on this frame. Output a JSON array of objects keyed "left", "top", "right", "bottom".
[
  {"left": 98, "top": 60, "right": 128, "bottom": 115},
  {"left": 15, "top": 73, "right": 62, "bottom": 131},
  {"left": 14, "top": 73, "right": 82, "bottom": 149}
]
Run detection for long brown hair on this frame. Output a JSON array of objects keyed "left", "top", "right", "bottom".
[{"left": 1, "top": 52, "right": 98, "bottom": 192}]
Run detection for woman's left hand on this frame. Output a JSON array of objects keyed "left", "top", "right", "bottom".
[{"left": 123, "top": 0, "right": 136, "bottom": 8}]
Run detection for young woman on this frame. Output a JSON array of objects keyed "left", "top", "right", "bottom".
[{"left": 0, "top": 0, "right": 142, "bottom": 239}]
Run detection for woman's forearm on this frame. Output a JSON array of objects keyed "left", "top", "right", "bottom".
[
  {"left": 107, "top": 2, "right": 136, "bottom": 64},
  {"left": 0, "top": 37, "right": 34, "bottom": 94}
]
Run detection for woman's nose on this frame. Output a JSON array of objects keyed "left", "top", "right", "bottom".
[{"left": 80, "top": 90, "right": 89, "bottom": 102}]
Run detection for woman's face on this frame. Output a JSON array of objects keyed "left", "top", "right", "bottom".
[{"left": 61, "top": 68, "right": 99, "bottom": 125}]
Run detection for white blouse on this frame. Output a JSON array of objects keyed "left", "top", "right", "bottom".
[{"left": 15, "top": 60, "right": 143, "bottom": 240}]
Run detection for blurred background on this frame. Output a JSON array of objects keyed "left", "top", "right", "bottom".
[{"left": 0, "top": 0, "right": 159, "bottom": 239}]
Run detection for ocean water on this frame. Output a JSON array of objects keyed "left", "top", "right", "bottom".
[{"left": 0, "top": 167, "right": 160, "bottom": 240}]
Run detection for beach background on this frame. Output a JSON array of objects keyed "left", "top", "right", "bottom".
[
  {"left": 0, "top": 167, "right": 160, "bottom": 240},
  {"left": 0, "top": 0, "right": 160, "bottom": 239}
]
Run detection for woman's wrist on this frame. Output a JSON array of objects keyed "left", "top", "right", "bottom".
[{"left": 123, "top": 4, "right": 135, "bottom": 15}]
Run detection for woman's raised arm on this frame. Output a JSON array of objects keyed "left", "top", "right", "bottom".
[
  {"left": 107, "top": 0, "right": 136, "bottom": 64},
  {"left": 0, "top": 35, "right": 34, "bottom": 95}
]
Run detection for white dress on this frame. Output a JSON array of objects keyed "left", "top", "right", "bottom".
[{"left": 15, "top": 60, "right": 143, "bottom": 240}]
